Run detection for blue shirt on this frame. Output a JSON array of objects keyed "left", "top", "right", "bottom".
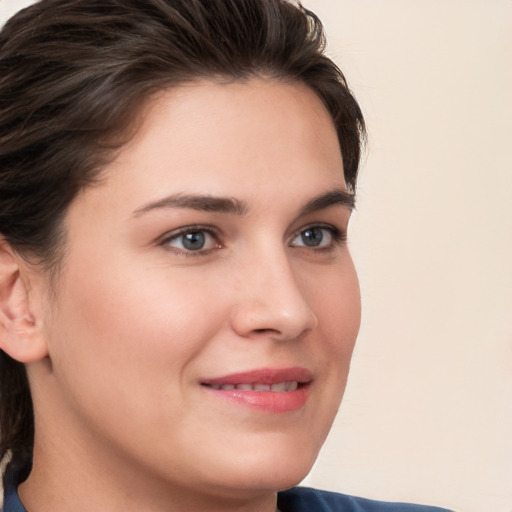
[{"left": 277, "top": 487, "right": 453, "bottom": 511}]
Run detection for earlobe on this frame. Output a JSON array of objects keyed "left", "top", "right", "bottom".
[{"left": 0, "top": 240, "right": 48, "bottom": 363}]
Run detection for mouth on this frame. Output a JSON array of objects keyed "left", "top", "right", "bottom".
[
  {"left": 203, "top": 381, "right": 301, "bottom": 392},
  {"left": 200, "top": 367, "right": 312, "bottom": 413}
]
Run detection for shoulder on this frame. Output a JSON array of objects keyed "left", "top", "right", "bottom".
[
  {"left": 1, "top": 454, "right": 29, "bottom": 512},
  {"left": 277, "top": 487, "right": 454, "bottom": 512}
]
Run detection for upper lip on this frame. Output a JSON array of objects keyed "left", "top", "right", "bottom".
[{"left": 201, "top": 367, "right": 313, "bottom": 386}]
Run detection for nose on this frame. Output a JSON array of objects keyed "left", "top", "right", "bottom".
[{"left": 229, "top": 249, "right": 318, "bottom": 342}]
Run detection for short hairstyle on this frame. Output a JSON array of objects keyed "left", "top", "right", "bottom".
[{"left": 0, "top": 0, "right": 365, "bottom": 463}]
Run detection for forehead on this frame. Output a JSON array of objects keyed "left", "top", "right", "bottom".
[
  {"left": 70, "top": 79, "right": 346, "bottom": 223},
  {"left": 114, "top": 79, "right": 343, "bottom": 188}
]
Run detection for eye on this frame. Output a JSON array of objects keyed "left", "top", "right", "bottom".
[
  {"left": 161, "top": 227, "right": 220, "bottom": 253},
  {"left": 290, "top": 225, "right": 342, "bottom": 249}
]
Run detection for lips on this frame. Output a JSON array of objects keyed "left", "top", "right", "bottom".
[
  {"left": 201, "top": 367, "right": 312, "bottom": 413},
  {"left": 202, "top": 367, "right": 312, "bottom": 386},
  {"left": 207, "top": 381, "right": 299, "bottom": 392}
]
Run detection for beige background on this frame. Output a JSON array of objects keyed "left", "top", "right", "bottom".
[{"left": 1, "top": 1, "right": 511, "bottom": 511}]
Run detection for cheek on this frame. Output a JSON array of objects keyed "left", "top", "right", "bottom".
[
  {"left": 307, "top": 254, "right": 361, "bottom": 349},
  {"left": 42, "top": 259, "right": 232, "bottom": 456},
  {"left": 46, "top": 257, "right": 225, "bottom": 403},
  {"left": 307, "top": 256, "right": 361, "bottom": 397},
  {"left": 296, "top": 257, "right": 360, "bottom": 448}
]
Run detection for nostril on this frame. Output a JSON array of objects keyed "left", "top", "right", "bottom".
[{"left": 253, "top": 328, "right": 279, "bottom": 335}]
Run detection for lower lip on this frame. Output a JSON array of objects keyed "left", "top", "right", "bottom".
[{"left": 202, "top": 384, "right": 310, "bottom": 413}]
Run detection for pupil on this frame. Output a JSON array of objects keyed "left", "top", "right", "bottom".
[
  {"left": 183, "top": 232, "right": 205, "bottom": 250},
  {"left": 301, "top": 228, "right": 323, "bottom": 247}
]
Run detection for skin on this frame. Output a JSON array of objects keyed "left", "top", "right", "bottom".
[{"left": 7, "top": 79, "right": 361, "bottom": 512}]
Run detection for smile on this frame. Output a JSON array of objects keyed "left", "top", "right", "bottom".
[
  {"left": 204, "top": 381, "right": 299, "bottom": 392},
  {"left": 200, "top": 368, "right": 312, "bottom": 413}
]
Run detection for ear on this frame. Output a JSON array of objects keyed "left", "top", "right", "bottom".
[{"left": 0, "top": 239, "right": 48, "bottom": 363}]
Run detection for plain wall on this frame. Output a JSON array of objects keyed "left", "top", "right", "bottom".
[{"left": 1, "top": 1, "right": 511, "bottom": 511}]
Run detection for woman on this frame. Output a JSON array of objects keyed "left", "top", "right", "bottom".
[{"left": 0, "top": 0, "right": 453, "bottom": 511}]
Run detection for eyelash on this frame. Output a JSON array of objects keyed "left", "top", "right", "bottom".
[
  {"left": 159, "top": 224, "right": 221, "bottom": 257},
  {"left": 159, "top": 223, "right": 346, "bottom": 256},
  {"left": 290, "top": 224, "right": 347, "bottom": 253}
]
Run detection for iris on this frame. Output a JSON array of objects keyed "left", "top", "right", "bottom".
[
  {"left": 300, "top": 227, "right": 324, "bottom": 247},
  {"left": 182, "top": 231, "right": 206, "bottom": 250}
]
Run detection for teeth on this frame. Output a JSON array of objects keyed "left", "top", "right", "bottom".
[
  {"left": 254, "top": 384, "right": 271, "bottom": 391},
  {"left": 208, "top": 381, "right": 299, "bottom": 392},
  {"left": 236, "top": 384, "right": 253, "bottom": 391},
  {"left": 270, "top": 382, "right": 287, "bottom": 392},
  {"left": 287, "top": 381, "right": 298, "bottom": 391}
]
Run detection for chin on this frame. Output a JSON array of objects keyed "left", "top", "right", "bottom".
[
  {"left": 205, "top": 466, "right": 311, "bottom": 501},
  {"left": 206, "top": 438, "right": 320, "bottom": 495}
]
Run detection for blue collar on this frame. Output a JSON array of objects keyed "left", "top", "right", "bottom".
[{"left": 2, "top": 456, "right": 29, "bottom": 512}]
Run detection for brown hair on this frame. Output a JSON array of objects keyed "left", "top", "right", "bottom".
[{"left": 0, "top": 0, "right": 365, "bottom": 463}]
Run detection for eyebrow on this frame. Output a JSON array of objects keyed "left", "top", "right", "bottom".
[
  {"left": 298, "top": 189, "right": 355, "bottom": 216},
  {"left": 133, "top": 193, "right": 249, "bottom": 217},
  {"left": 132, "top": 188, "right": 355, "bottom": 217}
]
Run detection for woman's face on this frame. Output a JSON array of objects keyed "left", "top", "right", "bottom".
[{"left": 33, "top": 79, "right": 360, "bottom": 502}]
